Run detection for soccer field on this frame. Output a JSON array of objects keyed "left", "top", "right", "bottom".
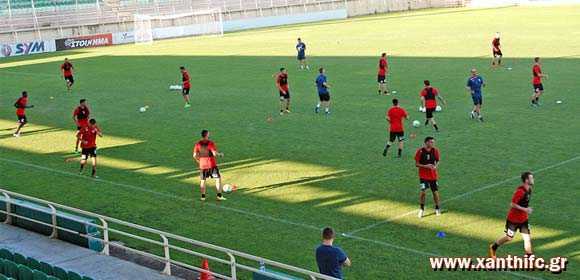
[{"left": 1, "top": 5, "right": 580, "bottom": 279}]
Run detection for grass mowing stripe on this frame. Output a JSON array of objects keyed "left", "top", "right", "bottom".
[
  {"left": 346, "top": 155, "right": 580, "bottom": 235},
  {"left": 0, "top": 156, "right": 321, "bottom": 231}
]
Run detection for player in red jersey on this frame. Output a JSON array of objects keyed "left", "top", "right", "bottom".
[
  {"left": 489, "top": 172, "right": 535, "bottom": 258},
  {"left": 275, "top": 68, "right": 291, "bottom": 115},
  {"left": 491, "top": 32, "right": 502, "bottom": 68},
  {"left": 180, "top": 66, "right": 192, "bottom": 108},
  {"left": 73, "top": 99, "right": 91, "bottom": 153},
  {"left": 419, "top": 80, "right": 445, "bottom": 132},
  {"left": 531, "top": 57, "right": 548, "bottom": 107},
  {"left": 61, "top": 58, "right": 74, "bottom": 92},
  {"left": 13, "top": 91, "right": 34, "bottom": 137},
  {"left": 415, "top": 136, "right": 441, "bottom": 218},
  {"left": 383, "top": 98, "right": 408, "bottom": 158},
  {"left": 193, "top": 130, "right": 226, "bottom": 201},
  {"left": 77, "top": 119, "right": 102, "bottom": 178},
  {"left": 377, "top": 53, "right": 389, "bottom": 95}
]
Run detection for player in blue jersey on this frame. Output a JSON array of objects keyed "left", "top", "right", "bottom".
[
  {"left": 296, "top": 38, "right": 309, "bottom": 70},
  {"left": 466, "top": 68, "right": 485, "bottom": 122},
  {"left": 315, "top": 67, "right": 331, "bottom": 115}
]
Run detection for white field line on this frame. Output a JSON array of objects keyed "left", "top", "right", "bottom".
[
  {"left": 346, "top": 155, "right": 580, "bottom": 235},
  {"left": 0, "top": 157, "right": 321, "bottom": 231}
]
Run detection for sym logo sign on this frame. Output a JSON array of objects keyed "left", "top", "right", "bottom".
[
  {"left": 56, "top": 34, "right": 113, "bottom": 50},
  {"left": 0, "top": 41, "right": 51, "bottom": 58}
]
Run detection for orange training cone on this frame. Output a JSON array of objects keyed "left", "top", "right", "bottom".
[{"left": 199, "top": 259, "right": 214, "bottom": 280}]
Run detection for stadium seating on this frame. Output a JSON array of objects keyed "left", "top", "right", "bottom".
[{"left": 0, "top": 249, "right": 94, "bottom": 280}]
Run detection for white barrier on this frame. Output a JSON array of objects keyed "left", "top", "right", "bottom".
[{"left": 223, "top": 9, "right": 348, "bottom": 32}]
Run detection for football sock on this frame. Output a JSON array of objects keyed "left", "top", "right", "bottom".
[
  {"left": 424, "top": 120, "right": 429, "bottom": 126},
  {"left": 378, "top": 90, "right": 382, "bottom": 95},
  {"left": 217, "top": 193, "right": 223, "bottom": 198},
  {"left": 385, "top": 143, "right": 391, "bottom": 151},
  {"left": 201, "top": 193, "right": 206, "bottom": 198},
  {"left": 420, "top": 204, "right": 425, "bottom": 210},
  {"left": 535, "top": 97, "right": 539, "bottom": 102},
  {"left": 79, "top": 164, "right": 85, "bottom": 172},
  {"left": 91, "top": 168, "right": 96, "bottom": 177},
  {"left": 433, "top": 124, "right": 439, "bottom": 131},
  {"left": 397, "top": 149, "right": 402, "bottom": 157},
  {"left": 492, "top": 243, "right": 499, "bottom": 250},
  {"left": 435, "top": 205, "right": 440, "bottom": 210}
]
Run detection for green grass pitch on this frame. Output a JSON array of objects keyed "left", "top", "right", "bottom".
[{"left": 1, "top": 5, "right": 580, "bottom": 280}]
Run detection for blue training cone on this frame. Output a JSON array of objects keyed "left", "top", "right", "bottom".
[{"left": 436, "top": 231, "right": 446, "bottom": 238}]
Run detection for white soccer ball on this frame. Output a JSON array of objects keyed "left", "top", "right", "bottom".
[
  {"left": 418, "top": 106, "right": 426, "bottom": 113},
  {"left": 412, "top": 120, "right": 421, "bottom": 128},
  {"left": 169, "top": 85, "right": 182, "bottom": 90},
  {"left": 139, "top": 107, "right": 147, "bottom": 113},
  {"left": 222, "top": 184, "right": 235, "bottom": 193},
  {"left": 436, "top": 105, "right": 442, "bottom": 112}
]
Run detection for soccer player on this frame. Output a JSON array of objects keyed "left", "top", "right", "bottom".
[
  {"left": 419, "top": 80, "right": 445, "bottom": 131},
  {"left": 193, "top": 130, "right": 226, "bottom": 201},
  {"left": 531, "top": 57, "right": 548, "bottom": 107},
  {"left": 61, "top": 58, "right": 74, "bottom": 92},
  {"left": 491, "top": 32, "right": 502, "bottom": 68},
  {"left": 466, "top": 68, "right": 485, "bottom": 121},
  {"left": 13, "top": 91, "right": 33, "bottom": 137},
  {"left": 383, "top": 98, "right": 408, "bottom": 158},
  {"left": 77, "top": 119, "right": 102, "bottom": 178},
  {"left": 73, "top": 99, "right": 91, "bottom": 153},
  {"left": 180, "top": 66, "right": 192, "bottom": 108},
  {"left": 415, "top": 136, "right": 441, "bottom": 218},
  {"left": 489, "top": 172, "right": 535, "bottom": 258},
  {"left": 315, "top": 67, "right": 331, "bottom": 115},
  {"left": 377, "top": 53, "right": 389, "bottom": 95},
  {"left": 275, "top": 68, "right": 291, "bottom": 115},
  {"left": 296, "top": 38, "right": 309, "bottom": 70}
]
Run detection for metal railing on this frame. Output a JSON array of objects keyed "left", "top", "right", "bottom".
[{"left": 0, "top": 188, "right": 338, "bottom": 280}]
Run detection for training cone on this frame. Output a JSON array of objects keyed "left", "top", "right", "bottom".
[
  {"left": 198, "top": 259, "right": 214, "bottom": 280},
  {"left": 436, "top": 231, "right": 446, "bottom": 238}
]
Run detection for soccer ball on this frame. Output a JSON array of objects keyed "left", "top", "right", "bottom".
[
  {"left": 436, "top": 105, "right": 442, "bottom": 112},
  {"left": 139, "top": 107, "right": 147, "bottom": 113},
  {"left": 222, "top": 184, "right": 236, "bottom": 193},
  {"left": 169, "top": 85, "right": 182, "bottom": 90},
  {"left": 412, "top": 120, "right": 421, "bottom": 128}
]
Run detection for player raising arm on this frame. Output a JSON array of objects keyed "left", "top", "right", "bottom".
[
  {"left": 61, "top": 58, "right": 74, "bottom": 92},
  {"left": 78, "top": 119, "right": 102, "bottom": 178},
  {"left": 275, "top": 68, "right": 291, "bottom": 115},
  {"left": 420, "top": 80, "right": 445, "bottom": 132},
  {"left": 489, "top": 172, "right": 535, "bottom": 258},
  {"left": 193, "top": 130, "right": 226, "bottom": 201},
  {"left": 531, "top": 57, "right": 548, "bottom": 107},
  {"left": 13, "top": 91, "right": 34, "bottom": 137}
]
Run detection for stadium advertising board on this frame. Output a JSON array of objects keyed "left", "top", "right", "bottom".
[
  {"left": 112, "top": 31, "right": 136, "bottom": 45},
  {"left": 55, "top": 34, "right": 113, "bottom": 50},
  {"left": 0, "top": 40, "right": 56, "bottom": 58}
]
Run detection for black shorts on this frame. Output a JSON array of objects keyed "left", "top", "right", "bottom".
[
  {"left": 420, "top": 179, "right": 438, "bottom": 192},
  {"left": 426, "top": 108, "right": 435, "bottom": 119},
  {"left": 65, "top": 75, "right": 74, "bottom": 84},
  {"left": 200, "top": 167, "right": 221, "bottom": 180},
  {"left": 17, "top": 115, "right": 27, "bottom": 123},
  {"left": 389, "top": 131, "right": 405, "bottom": 142},
  {"left": 493, "top": 50, "right": 503, "bottom": 57},
  {"left": 533, "top": 83, "right": 543, "bottom": 92},
  {"left": 81, "top": 147, "right": 97, "bottom": 159},
  {"left": 182, "top": 87, "right": 190, "bottom": 95},
  {"left": 297, "top": 54, "right": 305, "bottom": 60},
  {"left": 279, "top": 90, "right": 290, "bottom": 100},
  {"left": 505, "top": 220, "right": 530, "bottom": 238},
  {"left": 318, "top": 93, "right": 330, "bottom": 102},
  {"left": 377, "top": 75, "right": 386, "bottom": 83}
]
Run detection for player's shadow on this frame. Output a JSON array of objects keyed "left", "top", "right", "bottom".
[{"left": 0, "top": 127, "right": 62, "bottom": 139}]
